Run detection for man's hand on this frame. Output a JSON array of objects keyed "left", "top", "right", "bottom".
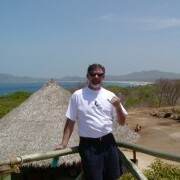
[
  {"left": 108, "top": 93, "right": 126, "bottom": 125},
  {"left": 107, "top": 93, "right": 122, "bottom": 108},
  {"left": 54, "top": 119, "right": 75, "bottom": 151},
  {"left": 54, "top": 143, "right": 66, "bottom": 150}
]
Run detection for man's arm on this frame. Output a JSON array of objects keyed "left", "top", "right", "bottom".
[
  {"left": 55, "top": 118, "right": 75, "bottom": 150},
  {"left": 108, "top": 93, "right": 126, "bottom": 125},
  {"left": 115, "top": 104, "right": 126, "bottom": 125}
]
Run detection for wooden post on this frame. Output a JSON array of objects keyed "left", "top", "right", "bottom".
[
  {"left": 133, "top": 150, "right": 136, "bottom": 160},
  {"left": 131, "top": 150, "right": 138, "bottom": 164},
  {"left": 118, "top": 149, "right": 148, "bottom": 180}
]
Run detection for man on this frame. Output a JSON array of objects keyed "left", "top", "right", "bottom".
[{"left": 56, "top": 64, "right": 128, "bottom": 180}]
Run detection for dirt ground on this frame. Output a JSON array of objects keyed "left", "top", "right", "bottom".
[{"left": 122, "top": 108, "right": 180, "bottom": 170}]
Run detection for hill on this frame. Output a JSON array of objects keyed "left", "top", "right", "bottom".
[
  {"left": 0, "top": 70, "right": 180, "bottom": 82},
  {"left": 0, "top": 74, "right": 47, "bottom": 82},
  {"left": 106, "top": 70, "right": 180, "bottom": 81},
  {"left": 56, "top": 70, "right": 180, "bottom": 82}
]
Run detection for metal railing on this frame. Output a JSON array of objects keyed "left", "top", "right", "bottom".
[{"left": 0, "top": 141, "right": 180, "bottom": 180}]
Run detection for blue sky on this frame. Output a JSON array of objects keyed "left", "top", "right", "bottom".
[{"left": 1, "top": 0, "right": 180, "bottom": 79}]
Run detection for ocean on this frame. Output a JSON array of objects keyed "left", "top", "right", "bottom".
[{"left": 0, "top": 81, "right": 151, "bottom": 95}]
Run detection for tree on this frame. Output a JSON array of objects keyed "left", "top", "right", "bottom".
[{"left": 154, "top": 79, "right": 180, "bottom": 107}]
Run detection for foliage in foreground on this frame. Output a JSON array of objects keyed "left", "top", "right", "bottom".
[
  {"left": 106, "top": 84, "right": 157, "bottom": 109},
  {"left": 0, "top": 82, "right": 179, "bottom": 119},
  {"left": 120, "top": 159, "right": 180, "bottom": 180},
  {"left": 0, "top": 91, "right": 32, "bottom": 118}
]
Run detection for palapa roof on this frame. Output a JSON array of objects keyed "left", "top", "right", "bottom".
[
  {"left": 0, "top": 80, "right": 80, "bottom": 166},
  {"left": 0, "top": 81, "right": 139, "bottom": 166}
]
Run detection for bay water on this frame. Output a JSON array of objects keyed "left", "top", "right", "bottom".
[{"left": 0, "top": 81, "right": 150, "bottom": 95}]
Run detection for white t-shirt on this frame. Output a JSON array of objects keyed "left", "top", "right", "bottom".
[{"left": 66, "top": 87, "right": 128, "bottom": 138}]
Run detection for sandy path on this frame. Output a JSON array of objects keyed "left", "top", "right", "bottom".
[{"left": 123, "top": 108, "right": 180, "bottom": 170}]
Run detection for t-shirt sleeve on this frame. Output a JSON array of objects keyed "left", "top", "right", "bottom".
[{"left": 65, "top": 93, "right": 78, "bottom": 121}]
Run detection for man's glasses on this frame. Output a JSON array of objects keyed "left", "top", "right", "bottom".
[{"left": 89, "top": 73, "right": 104, "bottom": 77}]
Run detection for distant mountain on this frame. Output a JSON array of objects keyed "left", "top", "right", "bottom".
[
  {"left": 0, "top": 70, "right": 180, "bottom": 82},
  {"left": 0, "top": 74, "right": 47, "bottom": 83},
  {"left": 105, "top": 70, "right": 180, "bottom": 81},
  {"left": 60, "top": 70, "right": 180, "bottom": 82},
  {"left": 60, "top": 76, "right": 85, "bottom": 81}
]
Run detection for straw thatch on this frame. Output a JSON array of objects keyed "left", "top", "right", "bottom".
[
  {"left": 0, "top": 80, "right": 139, "bottom": 167},
  {"left": 0, "top": 80, "right": 80, "bottom": 166}
]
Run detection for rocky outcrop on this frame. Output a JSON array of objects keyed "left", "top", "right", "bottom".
[{"left": 150, "top": 107, "right": 180, "bottom": 122}]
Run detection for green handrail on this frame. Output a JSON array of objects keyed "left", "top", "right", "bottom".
[
  {"left": 118, "top": 149, "right": 148, "bottom": 180},
  {"left": 0, "top": 146, "right": 79, "bottom": 166},
  {"left": 0, "top": 141, "right": 179, "bottom": 180},
  {"left": 117, "top": 141, "right": 180, "bottom": 163}
]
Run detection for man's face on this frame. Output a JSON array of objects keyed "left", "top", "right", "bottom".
[{"left": 87, "top": 67, "right": 105, "bottom": 90}]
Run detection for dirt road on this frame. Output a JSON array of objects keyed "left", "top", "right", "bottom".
[{"left": 123, "top": 108, "right": 180, "bottom": 170}]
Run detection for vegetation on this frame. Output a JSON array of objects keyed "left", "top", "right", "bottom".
[
  {"left": 106, "top": 84, "right": 157, "bottom": 109},
  {"left": 155, "top": 79, "right": 180, "bottom": 107},
  {"left": 120, "top": 158, "right": 180, "bottom": 180},
  {"left": 106, "top": 79, "right": 180, "bottom": 109},
  {"left": 0, "top": 91, "right": 32, "bottom": 118},
  {"left": 1, "top": 79, "right": 180, "bottom": 119},
  {"left": 0, "top": 81, "right": 179, "bottom": 179}
]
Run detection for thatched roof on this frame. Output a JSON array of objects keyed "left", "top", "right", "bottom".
[
  {"left": 0, "top": 81, "right": 139, "bottom": 166},
  {"left": 0, "top": 81, "right": 80, "bottom": 166}
]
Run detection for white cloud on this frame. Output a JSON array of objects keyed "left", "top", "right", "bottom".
[
  {"left": 98, "top": 13, "right": 114, "bottom": 21},
  {"left": 131, "top": 16, "right": 180, "bottom": 30},
  {"left": 98, "top": 14, "right": 180, "bottom": 30}
]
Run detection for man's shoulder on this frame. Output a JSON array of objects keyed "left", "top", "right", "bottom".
[
  {"left": 72, "top": 88, "right": 84, "bottom": 96},
  {"left": 101, "top": 87, "right": 115, "bottom": 95}
]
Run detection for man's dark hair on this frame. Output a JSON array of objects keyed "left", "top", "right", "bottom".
[{"left": 87, "top": 64, "right": 105, "bottom": 75}]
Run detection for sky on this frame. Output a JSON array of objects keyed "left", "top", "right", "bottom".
[{"left": 1, "top": 0, "right": 180, "bottom": 79}]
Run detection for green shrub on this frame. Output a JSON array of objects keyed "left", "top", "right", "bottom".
[
  {"left": 120, "top": 172, "right": 136, "bottom": 180},
  {"left": 106, "top": 84, "right": 157, "bottom": 109},
  {"left": 144, "top": 159, "right": 180, "bottom": 180},
  {"left": 120, "top": 159, "right": 180, "bottom": 180}
]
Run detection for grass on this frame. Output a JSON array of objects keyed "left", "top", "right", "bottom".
[
  {"left": 0, "top": 91, "right": 32, "bottom": 119},
  {"left": 120, "top": 158, "right": 180, "bottom": 180},
  {"left": 1, "top": 90, "right": 180, "bottom": 179}
]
